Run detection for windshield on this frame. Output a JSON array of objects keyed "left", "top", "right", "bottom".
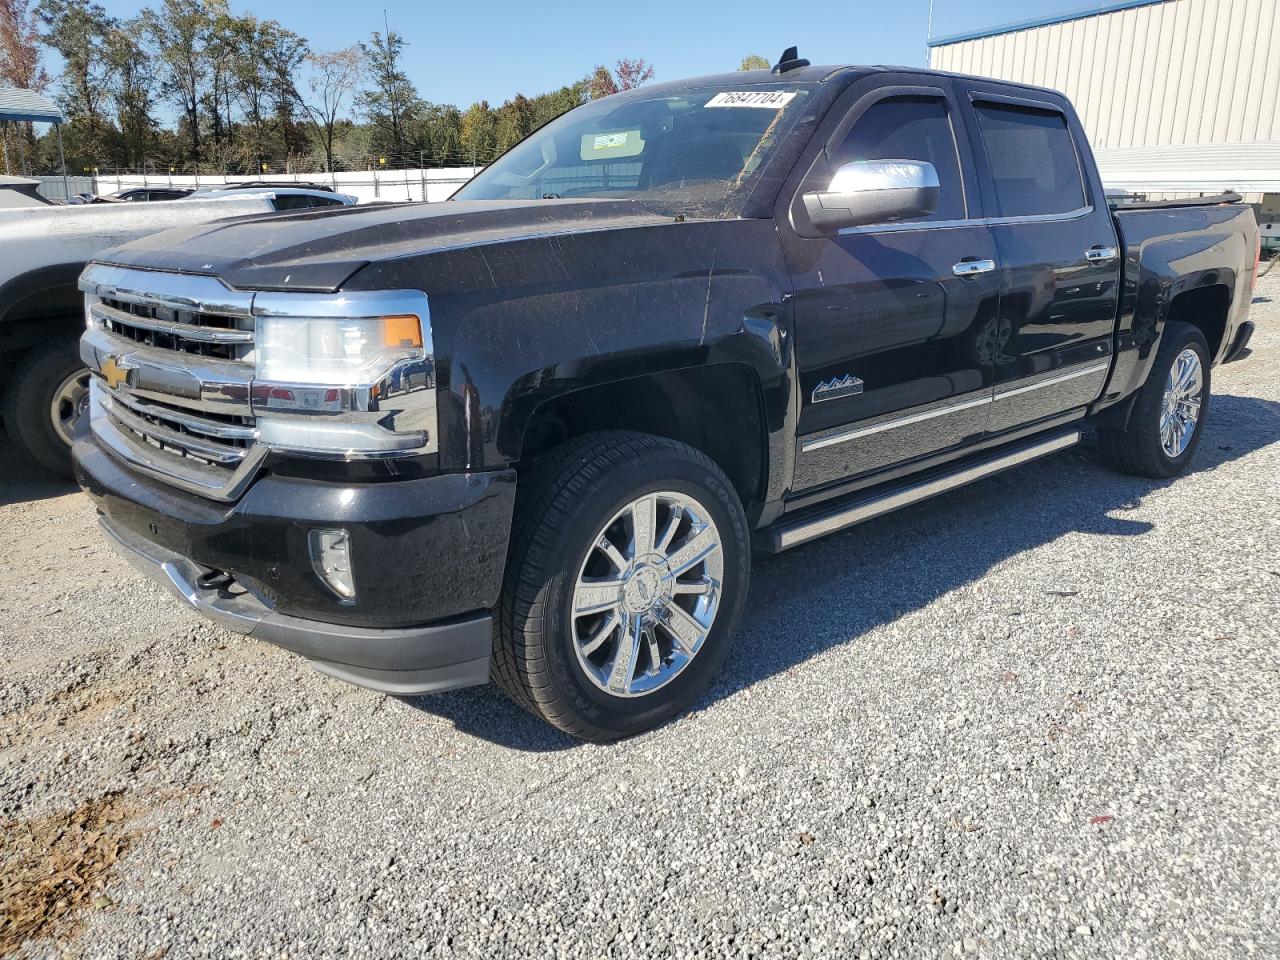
[{"left": 453, "top": 84, "right": 814, "bottom": 218}]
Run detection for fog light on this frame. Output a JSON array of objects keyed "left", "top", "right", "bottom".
[{"left": 309, "top": 528, "right": 356, "bottom": 601}]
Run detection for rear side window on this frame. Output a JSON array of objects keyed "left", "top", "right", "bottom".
[
  {"left": 974, "top": 103, "right": 1086, "bottom": 217},
  {"left": 831, "top": 95, "right": 966, "bottom": 222}
]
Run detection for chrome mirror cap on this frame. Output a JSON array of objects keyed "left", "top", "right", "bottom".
[{"left": 800, "top": 159, "right": 941, "bottom": 235}]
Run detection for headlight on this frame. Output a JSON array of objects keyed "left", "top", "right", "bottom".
[
  {"left": 250, "top": 290, "right": 437, "bottom": 457},
  {"left": 256, "top": 314, "right": 423, "bottom": 385}
]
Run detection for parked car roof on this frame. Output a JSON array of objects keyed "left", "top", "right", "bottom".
[
  {"left": 0, "top": 175, "right": 54, "bottom": 208},
  {"left": 216, "top": 180, "right": 336, "bottom": 192},
  {"left": 187, "top": 186, "right": 358, "bottom": 208}
]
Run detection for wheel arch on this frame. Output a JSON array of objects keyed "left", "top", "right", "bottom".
[
  {"left": 0, "top": 262, "right": 87, "bottom": 358},
  {"left": 515, "top": 362, "right": 772, "bottom": 522}
]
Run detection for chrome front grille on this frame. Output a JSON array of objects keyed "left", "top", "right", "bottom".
[
  {"left": 103, "top": 389, "right": 255, "bottom": 467},
  {"left": 93, "top": 296, "right": 254, "bottom": 362},
  {"left": 80, "top": 265, "right": 264, "bottom": 501}
]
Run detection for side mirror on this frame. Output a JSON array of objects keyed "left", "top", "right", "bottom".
[{"left": 800, "top": 160, "right": 940, "bottom": 233}]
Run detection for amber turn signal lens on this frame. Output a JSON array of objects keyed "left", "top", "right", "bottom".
[{"left": 380, "top": 315, "right": 423, "bottom": 348}]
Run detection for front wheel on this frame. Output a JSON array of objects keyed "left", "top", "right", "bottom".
[
  {"left": 1098, "top": 320, "right": 1211, "bottom": 478},
  {"left": 2, "top": 336, "right": 89, "bottom": 479},
  {"left": 494, "top": 431, "right": 750, "bottom": 742}
]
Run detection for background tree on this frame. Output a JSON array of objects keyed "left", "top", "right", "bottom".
[
  {"left": 0, "top": 0, "right": 48, "bottom": 173},
  {"left": 36, "top": 0, "right": 114, "bottom": 160},
  {"left": 17, "top": 5, "right": 659, "bottom": 176},
  {"left": 587, "top": 65, "right": 617, "bottom": 100},
  {"left": 0, "top": 0, "right": 48, "bottom": 89},
  {"left": 459, "top": 101, "right": 496, "bottom": 164},
  {"left": 229, "top": 15, "right": 272, "bottom": 165},
  {"left": 588, "top": 59, "right": 655, "bottom": 99},
  {"left": 105, "top": 22, "right": 157, "bottom": 168},
  {"left": 358, "top": 29, "right": 419, "bottom": 160},
  {"left": 494, "top": 93, "right": 535, "bottom": 153},
  {"left": 417, "top": 103, "right": 463, "bottom": 163},
  {"left": 143, "top": 0, "right": 220, "bottom": 163},
  {"left": 298, "top": 46, "right": 362, "bottom": 178},
  {"left": 614, "top": 58, "right": 655, "bottom": 91},
  {"left": 262, "top": 23, "right": 309, "bottom": 165},
  {"left": 738, "top": 54, "right": 770, "bottom": 71},
  {"left": 530, "top": 81, "right": 588, "bottom": 128}
]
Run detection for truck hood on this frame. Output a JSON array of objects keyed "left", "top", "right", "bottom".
[{"left": 93, "top": 198, "right": 675, "bottom": 292}]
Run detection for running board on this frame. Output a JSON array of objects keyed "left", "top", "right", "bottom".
[{"left": 764, "top": 429, "right": 1081, "bottom": 552}]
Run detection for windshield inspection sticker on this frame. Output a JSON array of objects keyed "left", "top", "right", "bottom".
[
  {"left": 581, "top": 129, "right": 645, "bottom": 160},
  {"left": 706, "top": 91, "right": 798, "bottom": 109}
]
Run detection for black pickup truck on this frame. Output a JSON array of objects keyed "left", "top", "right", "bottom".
[{"left": 73, "top": 55, "right": 1259, "bottom": 741}]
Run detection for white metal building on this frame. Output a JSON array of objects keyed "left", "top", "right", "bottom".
[{"left": 928, "top": 0, "right": 1280, "bottom": 247}]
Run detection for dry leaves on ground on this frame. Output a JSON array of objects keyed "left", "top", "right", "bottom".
[{"left": 0, "top": 792, "right": 137, "bottom": 956}]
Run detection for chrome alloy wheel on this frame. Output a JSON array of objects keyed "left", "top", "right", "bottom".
[
  {"left": 50, "top": 369, "right": 92, "bottom": 447},
  {"left": 1160, "top": 347, "right": 1203, "bottom": 458},
  {"left": 571, "top": 491, "right": 724, "bottom": 698}
]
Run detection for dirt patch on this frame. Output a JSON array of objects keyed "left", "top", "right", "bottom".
[{"left": 0, "top": 792, "right": 138, "bottom": 956}]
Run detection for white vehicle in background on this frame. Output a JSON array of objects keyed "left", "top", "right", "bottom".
[
  {"left": 0, "top": 175, "right": 57, "bottom": 209},
  {"left": 187, "top": 184, "right": 358, "bottom": 210},
  {"left": 0, "top": 189, "right": 277, "bottom": 477}
]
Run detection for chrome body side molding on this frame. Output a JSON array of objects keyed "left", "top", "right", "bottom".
[{"left": 772, "top": 430, "right": 1081, "bottom": 551}]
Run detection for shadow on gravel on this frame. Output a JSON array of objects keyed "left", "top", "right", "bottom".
[
  {"left": 406, "top": 394, "right": 1280, "bottom": 750},
  {"left": 0, "top": 429, "right": 78, "bottom": 507}
]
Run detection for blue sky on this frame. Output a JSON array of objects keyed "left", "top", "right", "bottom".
[{"left": 84, "top": 0, "right": 1110, "bottom": 108}]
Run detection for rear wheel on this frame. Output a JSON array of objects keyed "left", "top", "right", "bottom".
[
  {"left": 1098, "top": 321, "right": 1210, "bottom": 478},
  {"left": 494, "top": 431, "right": 750, "bottom": 742},
  {"left": 2, "top": 336, "right": 88, "bottom": 479}
]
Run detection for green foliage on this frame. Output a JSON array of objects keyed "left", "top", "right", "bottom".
[
  {"left": 738, "top": 54, "right": 770, "bottom": 71},
  {"left": 357, "top": 30, "right": 420, "bottom": 159},
  {"left": 20, "top": 4, "right": 655, "bottom": 176}
]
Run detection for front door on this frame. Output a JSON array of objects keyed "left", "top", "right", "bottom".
[
  {"left": 961, "top": 89, "right": 1122, "bottom": 433},
  {"left": 781, "top": 78, "right": 1000, "bottom": 492}
]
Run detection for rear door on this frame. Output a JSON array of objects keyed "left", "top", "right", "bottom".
[
  {"left": 960, "top": 87, "right": 1121, "bottom": 433},
  {"left": 779, "top": 75, "right": 1000, "bottom": 492}
]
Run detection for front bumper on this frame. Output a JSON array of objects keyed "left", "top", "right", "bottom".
[
  {"left": 74, "top": 426, "right": 516, "bottom": 694},
  {"left": 100, "top": 515, "right": 492, "bottom": 694}
]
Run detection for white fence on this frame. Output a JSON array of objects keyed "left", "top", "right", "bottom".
[{"left": 45, "top": 167, "right": 485, "bottom": 205}]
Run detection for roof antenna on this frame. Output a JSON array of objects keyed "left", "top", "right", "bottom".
[{"left": 772, "top": 46, "right": 810, "bottom": 74}]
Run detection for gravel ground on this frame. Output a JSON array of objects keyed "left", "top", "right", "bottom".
[{"left": 2, "top": 275, "right": 1278, "bottom": 960}]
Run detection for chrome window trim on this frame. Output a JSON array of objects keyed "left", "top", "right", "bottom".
[{"left": 837, "top": 205, "right": 1095, "bottom": 237}]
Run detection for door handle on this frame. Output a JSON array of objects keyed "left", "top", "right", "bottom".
[
  {"left": 953, "top": 259, "right": 996, "bottom": 277},
  {"left": 1085, "top": 246, "right": 1119, "bottom": 263}
]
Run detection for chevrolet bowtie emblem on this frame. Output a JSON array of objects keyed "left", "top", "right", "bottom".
[{"left": 100, "top": 355, "right": 136, "bottom": 391}]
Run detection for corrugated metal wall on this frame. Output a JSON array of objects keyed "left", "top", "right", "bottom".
[{"left": 929, "top": 0, "right": 1280, "bottom": 150}]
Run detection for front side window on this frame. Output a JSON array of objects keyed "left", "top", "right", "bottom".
[
  {"left": 453, "top": 85, "right": 814, "bottom": 219},
  {"left": 829, "top": 95, "right": 966, "bottom": 222},
  {"left": 975, "top": 103, "right": 1086, "bottom": 217}
]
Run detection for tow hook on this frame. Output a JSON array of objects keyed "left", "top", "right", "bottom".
[{"left": 195, "top": 569, "right": 234, "bottom": 592}]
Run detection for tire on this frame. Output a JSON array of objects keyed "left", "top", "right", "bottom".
[
  {"left": 2, "top": 336, "right": 89, "bottom": 479},
  {"left": 1098, "top": 320, "right": 1211, "bottom": 478},
  {"left": 494, "top": 431, "right": 750, "bottom": 742}
]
